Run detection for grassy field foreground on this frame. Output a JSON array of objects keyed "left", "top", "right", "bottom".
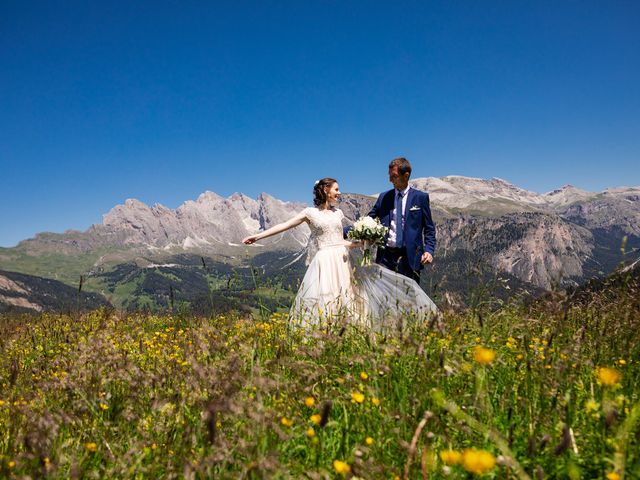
[{"left": 0, "top": 284, "right": 639, "bottom": 478}]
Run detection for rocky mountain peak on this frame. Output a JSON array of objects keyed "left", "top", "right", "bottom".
[
  {"left": 196, "top": 191, "right": 224, "bottom": 204},
  {"left": 543, "top": 185, "right": 593, "bottom": 209},
  {"left": 87, "top": 189, "right": 311, "bottom": 250},
  {"left": 257, "top": 192, "right": 277, "bottom": 202},
  {"left": 409, "top": 175, "right": 546, "bottom": 213},
  {"left": 229, "top": 192, "right": 256, "bottom": 202},
  {"left": 103, "top": 198, "right": 152, "bottom": 226},
  {"left": 124, "top": 198, "right": 150, "bottom": 209}
]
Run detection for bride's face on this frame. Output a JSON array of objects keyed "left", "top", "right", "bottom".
[{"left": 326, "top": 182, "right": 341, "bottom": 204}]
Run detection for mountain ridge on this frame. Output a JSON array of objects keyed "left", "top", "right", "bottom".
[
  {"left": 7, "top": 176, "right": 639, "bottom": 248},
  {"left": 1, "top": 175, "right": 639, "bottom": 311}
]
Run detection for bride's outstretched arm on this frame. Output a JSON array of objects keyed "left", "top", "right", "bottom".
[{"left": 242, "top": 211, "right": 307, "bottom": 244}]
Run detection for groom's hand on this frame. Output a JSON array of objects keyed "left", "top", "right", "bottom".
[{"left": 420, "top": 252, "right": 433, "bottom": 265}]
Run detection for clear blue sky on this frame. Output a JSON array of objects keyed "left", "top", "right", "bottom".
[{"left": 1, "top": 1, "right": 639, "bottom": 247}]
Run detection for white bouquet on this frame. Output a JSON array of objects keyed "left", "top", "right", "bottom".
[{"left": 347, "top": 216, "right": 388, "bottom": 266}]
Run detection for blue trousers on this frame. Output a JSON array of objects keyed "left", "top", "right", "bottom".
[{"left": 377, "top": 246, "right": 421, "bottom": 283}]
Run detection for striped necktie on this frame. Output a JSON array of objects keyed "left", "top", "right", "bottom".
[{"left": 395, "top": 190, "right": 404, "bottom": 247}]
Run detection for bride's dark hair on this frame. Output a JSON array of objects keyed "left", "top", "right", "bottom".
[{"left": 313, "top": 178, "right": 337, "bottom": 207}]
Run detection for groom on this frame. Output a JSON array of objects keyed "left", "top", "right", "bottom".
[{"left": 368, "top": 157, "right": 436, "bottom": 283}]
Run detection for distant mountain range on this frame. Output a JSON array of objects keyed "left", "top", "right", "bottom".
[{"left": 1, "top": 176, "right": 638, "bottom": 312}]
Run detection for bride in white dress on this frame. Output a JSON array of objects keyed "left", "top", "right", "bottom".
[{"left": 242, "top": 178, "right": 438, "bottom": 330}]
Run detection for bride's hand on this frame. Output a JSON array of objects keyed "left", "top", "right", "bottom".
[
  {"left": 348, "top": 240, "right": 364, "bottom": 249},
  {"left": 243, "top": 236, "right": 258, "bottom": 245}
]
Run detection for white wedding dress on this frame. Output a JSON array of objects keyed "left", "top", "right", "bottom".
[{"left": 289, "top": 207, "right": 438, "bottom": 330}]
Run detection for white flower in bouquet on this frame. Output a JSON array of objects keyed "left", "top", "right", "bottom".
[
  {"left": 347, "top": 216, "right": 388, "bottom": 244},
  {"left": 347, "top": 217, "right": 388, "bottom": 266}
]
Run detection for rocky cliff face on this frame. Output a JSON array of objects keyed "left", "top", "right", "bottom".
[
  {"left": 435, "top": 213, "right": 593, "bottom": 289},
  {"left": 410, "top": 176, "right": 640, "bottom": 220},
  {"left": 12, "top": 191, "right": 309, "bottom": 257},
  {"left": 559, "top": 188, "right": 640, "bottom": 237},
  {"left": 99, "top": 191, "right": 309, "bottom": 249},
  {"left": 410, "top": 176, "right": 548, "bottom": 212}
]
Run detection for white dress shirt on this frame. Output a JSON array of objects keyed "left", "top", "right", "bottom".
[{"left": 387, "top": 185, "right": 411, "bottom": 247}]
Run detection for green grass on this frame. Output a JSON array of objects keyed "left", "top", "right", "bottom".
[
  {"left": 0, "top": 285, "right": 638, "bottom": 478},
  {"left": 111, "top": 274, "right": 145, "bottom": 306},
  {"left": 0, "top": 246, "right": 129, "bottom": 287}
]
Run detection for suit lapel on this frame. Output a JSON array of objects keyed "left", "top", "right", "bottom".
[
  {"left": 403, "top": 188, "right": 414, "bottom": 235},
  {"left": 385, "top": 190, "right": 395, "bottom": 226}
]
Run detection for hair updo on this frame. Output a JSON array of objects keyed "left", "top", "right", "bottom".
[{"left": 313, "top": 177, "right": 337, "bottom": 207}]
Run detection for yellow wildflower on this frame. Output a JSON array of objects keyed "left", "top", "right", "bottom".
[
  {"left": 473, "top": 346, "right": 496, "bottom": 365},
  {"left": 606, "top": 473, "right": 621, "bottom": 480},
  {"left": 371, "top": 397, "right": 381, "bottom": 406},
  {"left": 351, "top": 392, "right": 365, "bottom": 404},
  {"left": 85, "top": 442, "right": 98, "bottom": 452},
  {"left": 618, "top": 359, "right": 626, "bottom": 366},
  {"left": 8, "top": 461, "right": 16, "bottom": 468},
  {"left": 306, "top": 427, "right": 316, "bottom": 438},
  {"left": 310, "top": 414, "right": 322, "bottom": 425},
  {"left": 304, "top": 396, "right": 316, "bottom": 407},
  {"left": 365, "top": 436, "right": 375, "bottom": 445},
  {"left": 333, "top": 460, "right": 351, "bottom": 475},
  {"left": 280, "top": 417, "right": 293, "bottom": 427},
  {"left": 337, "top": 377, "right": 345, "bottom": 385},
  {"left": 585, "top": 399, "right": 599, "bottom": 413},
  {"left": 597, "top": 367, "right": 622, "bottom": 387},
  {"left": 360, "top": 371, "right": 369, "bottom": 380},
  {"left": 461, "top": 449, "right": 496, "bottom": 475},
  {"left": 440, "top": 450, "right": 462, "bottom": 465},
  {"left": 100, "top": 403, "right": 108, "bottom": 411}
]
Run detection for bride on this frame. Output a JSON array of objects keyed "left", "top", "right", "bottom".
[{"left": 242, "top": 178, "right": 438, "bottom": 330}]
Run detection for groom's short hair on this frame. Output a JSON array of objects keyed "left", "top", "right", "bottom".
[{"left": 389, "top": 157, "right": 412, "bottom": 177}]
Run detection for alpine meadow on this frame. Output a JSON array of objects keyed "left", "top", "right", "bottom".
[
  {"left": 1, "top": 252, "right": 639, "bottom": 478},
  {"left": 2, "top": 178, "right": 640, "bottom": 478},
  {"left": 2, "top": 2, "right": 640, "bottom": 478}
]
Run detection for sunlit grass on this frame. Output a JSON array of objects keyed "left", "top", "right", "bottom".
[{"left": 0, "top": 285, "right": 638, "bottom": 478}]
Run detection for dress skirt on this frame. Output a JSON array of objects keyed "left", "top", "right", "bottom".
[
  {"left": 289, "top": 244, "right": 438, "bottom": 331},
  {"left": 289, "top": 244, "right": 356, "bottom": 328}
]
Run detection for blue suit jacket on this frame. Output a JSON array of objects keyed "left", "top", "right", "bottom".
[{"left": 368, "top": 187, "right": 436, "bottom": 272}]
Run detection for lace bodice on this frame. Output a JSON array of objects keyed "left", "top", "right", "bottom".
[
  {"left": 302, "top": 207, "right": 347, "bottom": 264},
  {"left": 303, "top": 207, "right": 345, "bottom": 247}
]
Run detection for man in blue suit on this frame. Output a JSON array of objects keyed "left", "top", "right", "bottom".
[{"left": 368, "top": 157, "right": 436, "bottom": 283}]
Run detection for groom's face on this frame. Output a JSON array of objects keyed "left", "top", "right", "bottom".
[{"left": 389, "top": 166, "right": 409, "bottom": 190}]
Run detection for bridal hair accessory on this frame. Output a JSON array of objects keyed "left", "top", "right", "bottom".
[{"left": 314, "top": 180, "right": 320, "bottom": 186}]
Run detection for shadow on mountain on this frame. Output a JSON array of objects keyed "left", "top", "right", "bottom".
[{"left": 0, "top": 269, "right": 110, "bottom": 314}]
